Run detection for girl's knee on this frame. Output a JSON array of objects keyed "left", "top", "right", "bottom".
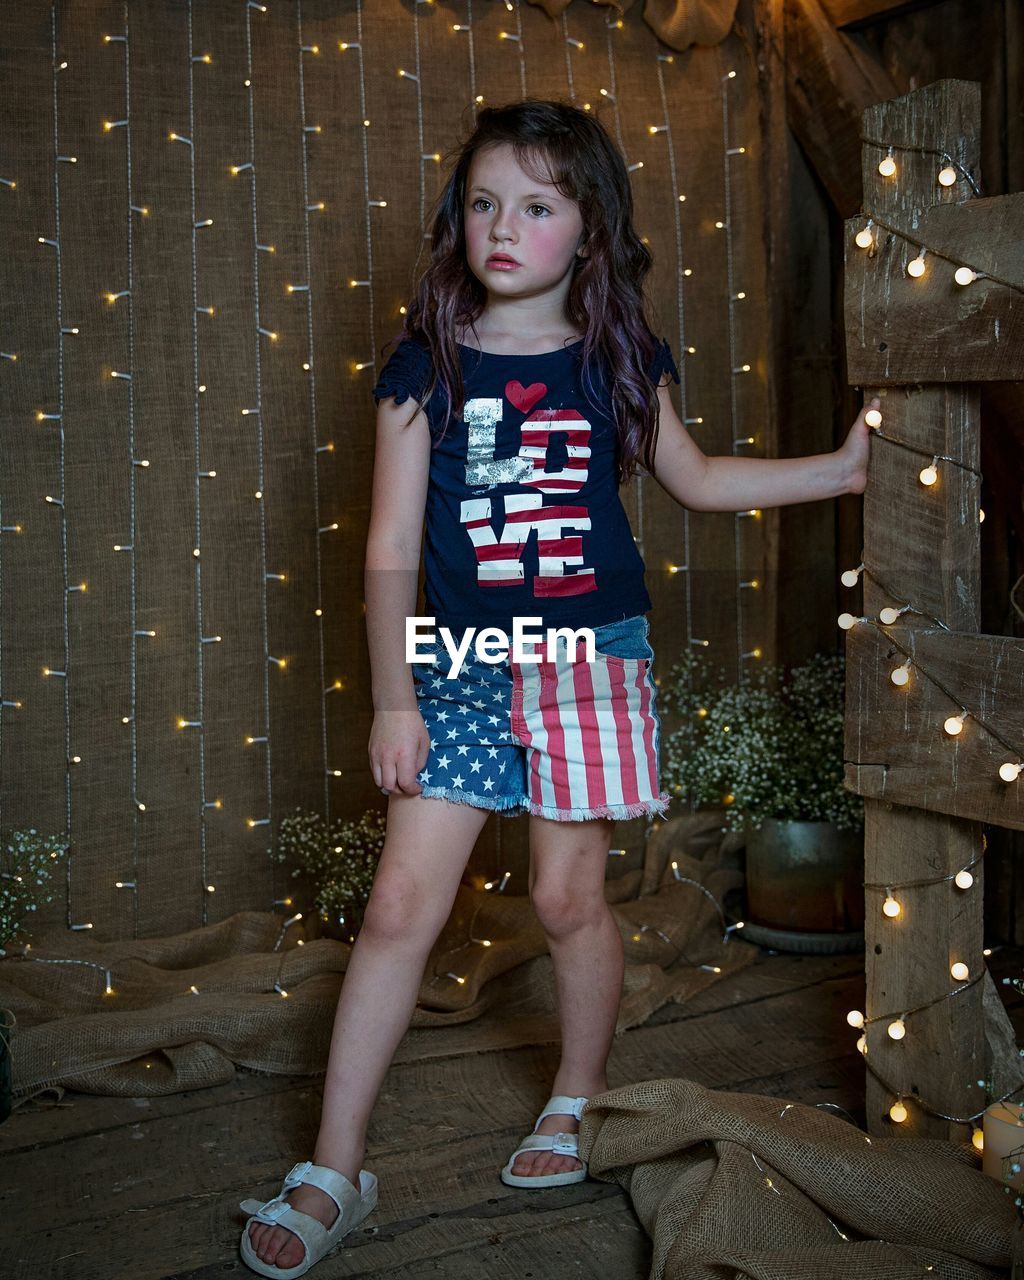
[
  {"left": 362, "top": 876, "right": 441, "bottom": 947},
  {"left": 529, "top": 882, "right": 604, "bottom": 938}
]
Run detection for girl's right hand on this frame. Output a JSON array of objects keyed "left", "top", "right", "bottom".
[{"left": 369, "top": 709, "right": 432, "bottom": 795}]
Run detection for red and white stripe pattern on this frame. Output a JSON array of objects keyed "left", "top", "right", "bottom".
[
  {"left": 509, "top": 636, "right": 669, "bottom": 819},
  {"left": 519, "top": 409, "right": 591, "bottom": 494}
]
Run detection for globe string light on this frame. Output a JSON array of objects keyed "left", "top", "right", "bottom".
[
  {"left": 862, "top": 421, "right": 984, "bottom": 480},
  {"left": 849, "top": 969, "right": 983, "bottom": 1040},
  {"left": 836, "top": 607, "right": 1024, "bottom": 782},
  {"left": 863, "top": 844, "right": 984, "bottom": 901},
  {"left": 861, "top": 134, "right": 982, "bottom": 197}
]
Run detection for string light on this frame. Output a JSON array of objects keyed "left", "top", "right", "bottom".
[{"left": 890, "top": 660, "right": 911, "bottom": 687}]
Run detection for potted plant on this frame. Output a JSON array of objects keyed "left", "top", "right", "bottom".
[
  {"left": 0, "top": 828, "right": 70, "bottom": 1123},
  {"left": 272, "top": 807, "right": 386, "bottom": 943},
  {"left": 660, "top": 649, "right": 865, "bottom": 951}
]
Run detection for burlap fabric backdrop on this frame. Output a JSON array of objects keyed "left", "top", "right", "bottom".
[
  {"left": 2, "top": 0, "right": 773, "bottom": 940},
  {"left": 0, "top": 814, "right": 747, "bottom": 1097},
  {"left": 578, "top": 1075, "right": 1019, "bottom": 1280}
]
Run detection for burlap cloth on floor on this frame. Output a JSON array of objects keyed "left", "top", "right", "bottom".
[
  {"left": 0, "top": 813, "right": 751, "bottom": 1100},
  {"left": 577, "top": 1076, "right": 1017, "bottom": 1280}
]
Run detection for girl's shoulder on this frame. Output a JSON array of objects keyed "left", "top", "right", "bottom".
[
  {"left": 371, "top": 334, "right": 434, "bottom": 408},
  {"left": 645, "top": 336, "right": 681, "bottom": 388}
]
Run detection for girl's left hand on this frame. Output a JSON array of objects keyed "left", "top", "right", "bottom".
[{"left": 836, "top": 395, "right": 879, "bottom": 495}]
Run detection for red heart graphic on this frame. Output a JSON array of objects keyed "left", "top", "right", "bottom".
[{"left": 506, "top": 380, "right": 547, "bottom": 415}]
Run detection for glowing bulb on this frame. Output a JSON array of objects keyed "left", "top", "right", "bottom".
[
  {"left": 943, "top": 715, "right": 964, "bottom": 736},
  {"left": 837, "top": 612, "right": 856, "bottom": 630},
  {"left": 882, "top": 894, "right": 901, "bottom": 918},
  {"left": 950, "top": 961, "right": 969, "bottom": 981},
  {"left": 878, "top": 152, "right": 897, "bottom": 178},
  {"left": 972, "top": 1128, "right": 984, "bottom": 1152},
  {"left": 890, "top": 662, "right": 911, "bottom": 686},
  {"left": 937, "top": 164, "right": 957, "bottom": 186},
  {"left": 887, "top": 1017, "right": 906, "bottom": 1040},
  {"left": 856, "top": 1034, "right": 867, "bottom": 1055},
  {"left": 999, "top": 762, "right": 1021, "bottom": 782},
  {"left": 840, "top": 569, "right": 860, "bottom": 587},
  {"left": 864, "top": 408, "right": 882, "bottom": 428},
  {"left": 846, "top": 1009, "right": 864, "bottom": 1028},
  {"left": 889, "top": 1100, "right": 908, "bottom": 1123},
  {"left": 919, "top": 464, "right": 938, "bottom": 486},
  {"left": 855, "top": 225, "right": 874, "bottom": 249},
  {"left": 954, "top": 869, "right": 974, "bottom": 889},
  {"left": 954, "top": 266, "right": 977, "bottom": 285},
  {"left": 907, "top": 250, "right": 927, "bottom": 278},
  {"left": 879, "top": 607, "right": 899, "bottom": 625}
]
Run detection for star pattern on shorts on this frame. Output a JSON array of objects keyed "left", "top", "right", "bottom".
[{"left": 415, "top": 657, "right": 519, "bottom": 801}]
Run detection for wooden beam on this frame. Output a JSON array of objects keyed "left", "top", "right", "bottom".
[
  {"left": 845, "top": 195, "right": 1024, "bottom": 382},
  {"left": 783, "top": 0, "right": 899, "bottom": 218},
  {"left": 843, "top": 80, "right": 993, "bottom": 1140},
  {"left": 845, "top": 626, "right": 1024, "bottom": 831},
  {"left": 819, "top": 0, "right": 943, "bottom": 27}
]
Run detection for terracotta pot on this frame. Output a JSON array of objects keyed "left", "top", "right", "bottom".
[{"left": 744, "top": 818, "right": 864, "bottom": 933}]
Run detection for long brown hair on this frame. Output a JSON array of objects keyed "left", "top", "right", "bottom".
[{"left": 385, "top": 99, "right": 667, "bottom": 485}]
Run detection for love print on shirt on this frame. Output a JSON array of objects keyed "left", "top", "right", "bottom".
[{"left": 459, "top": 383, "right": 596, "bottom": 597}]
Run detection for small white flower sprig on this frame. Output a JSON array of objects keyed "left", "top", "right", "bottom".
[
  {"left": 660, "top": 650, "right": 864, "bottom": 835},
  {"left": 0, "top": 829, "right": 70, "bottom": 957},
  {"left": 272, "top": 807, "right": 386, "bottom": 939}
]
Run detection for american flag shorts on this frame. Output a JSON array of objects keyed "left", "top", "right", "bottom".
[{"left": 411, "top": 614, "right": 671, "bottom": 822}]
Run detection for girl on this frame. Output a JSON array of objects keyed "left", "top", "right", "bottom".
[{"left": 240, "top": 99, "right": 874, "bottom": 1277}]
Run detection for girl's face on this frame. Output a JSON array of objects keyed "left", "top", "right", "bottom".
[{"left": 463, "top": 143, "right": 585, "bottom": 305}]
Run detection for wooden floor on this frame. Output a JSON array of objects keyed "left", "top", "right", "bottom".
[{"left": 2, "top": 945, "right": 1019, "bottom": 1279}]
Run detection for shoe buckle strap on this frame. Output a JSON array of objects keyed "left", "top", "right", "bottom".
[
  {"left": 283, "top": 1160, "right": 313, "bottom": 1189},
  {"left": 552, "top": 1132, "right": 579, "bottom": 1157},
  {"left": 253, "top": 1197, "right": 291, "bottom": 1225}
]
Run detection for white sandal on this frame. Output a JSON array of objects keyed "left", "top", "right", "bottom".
[
  {"left": 500, "top": 1094, "right": 590, "bottom": 1189},
  {"left": 239, "top": 1159, "right": 378, "bottom": 1278}
]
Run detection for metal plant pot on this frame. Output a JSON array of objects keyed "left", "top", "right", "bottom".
[{"left": 744, "top": 818, "right": 865, "bottom": 935}]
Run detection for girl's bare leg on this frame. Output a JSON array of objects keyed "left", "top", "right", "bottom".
[
  {"left": 508, "top": 814, "right": 622, "bottom": 1178},
  {"left": 248, "top": 793, "right": 491, "bottom": 1268}
]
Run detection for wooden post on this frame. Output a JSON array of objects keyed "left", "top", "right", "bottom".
[{"left": 842, "top": 79, "right": 1024, "bottom": 1138}]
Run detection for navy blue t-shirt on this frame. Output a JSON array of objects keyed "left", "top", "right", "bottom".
[{"left": 371, "top": 334, "right": 680, "bottom": 636}]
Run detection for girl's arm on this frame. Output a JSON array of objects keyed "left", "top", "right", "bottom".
[
  {"left": 648, "top": 381, "right": 875, "bottom": 512},
  {"left": 365, "top": 395, "right": 432, "bottom": 793}
]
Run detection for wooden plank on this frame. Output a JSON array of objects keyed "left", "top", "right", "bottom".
[
  {"left": 819, "top": 0, "right": 945, "bottom": 26},
  {"left": 845, "top": 626, "right": 1024, "bottom": 830},
  {"left": 0, "top": 967, "right": 866, "bottom": 1280},
  {"left": 860, "top": 802, "right": 985, "bottom": 1137},
  {"left": 841, "top": 79, "right": 1000, "bottom": 1138},
  {"left": 845, "top": 193, "right": 1024, "bottom": 383},
  {"left": 782, "top": 0, "right": 900, "bottom": 217}
]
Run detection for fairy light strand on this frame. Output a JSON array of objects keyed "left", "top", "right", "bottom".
[
  {"left": 102, "top": 8, "right": 146, "bottom": 934},
  {"left": 839, "top": 610, "right": 1023, "bottom": 770},
  {"left": 866, "top": 424, "right": 983, "bottom": 479},
  {"left": 720, "top": 65, "right": 756, "bottom": 683},
  {"left": 45, "top": 5, "right": 75, "bottom": 922},
  {"left": 861, "top": 134, "right": 982, "bottom": 198},
  {"left": 243, "top": 0, "right": 275, "bottom": 850},
  {"left": 652, "top": 44, "right": 694, "bottom": 671},
  {"left": 295, "top": 4, "right": 334, "bottom": 820},
  {"left": 183, "top": 1, "right": 212, "bottom": 920}
]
